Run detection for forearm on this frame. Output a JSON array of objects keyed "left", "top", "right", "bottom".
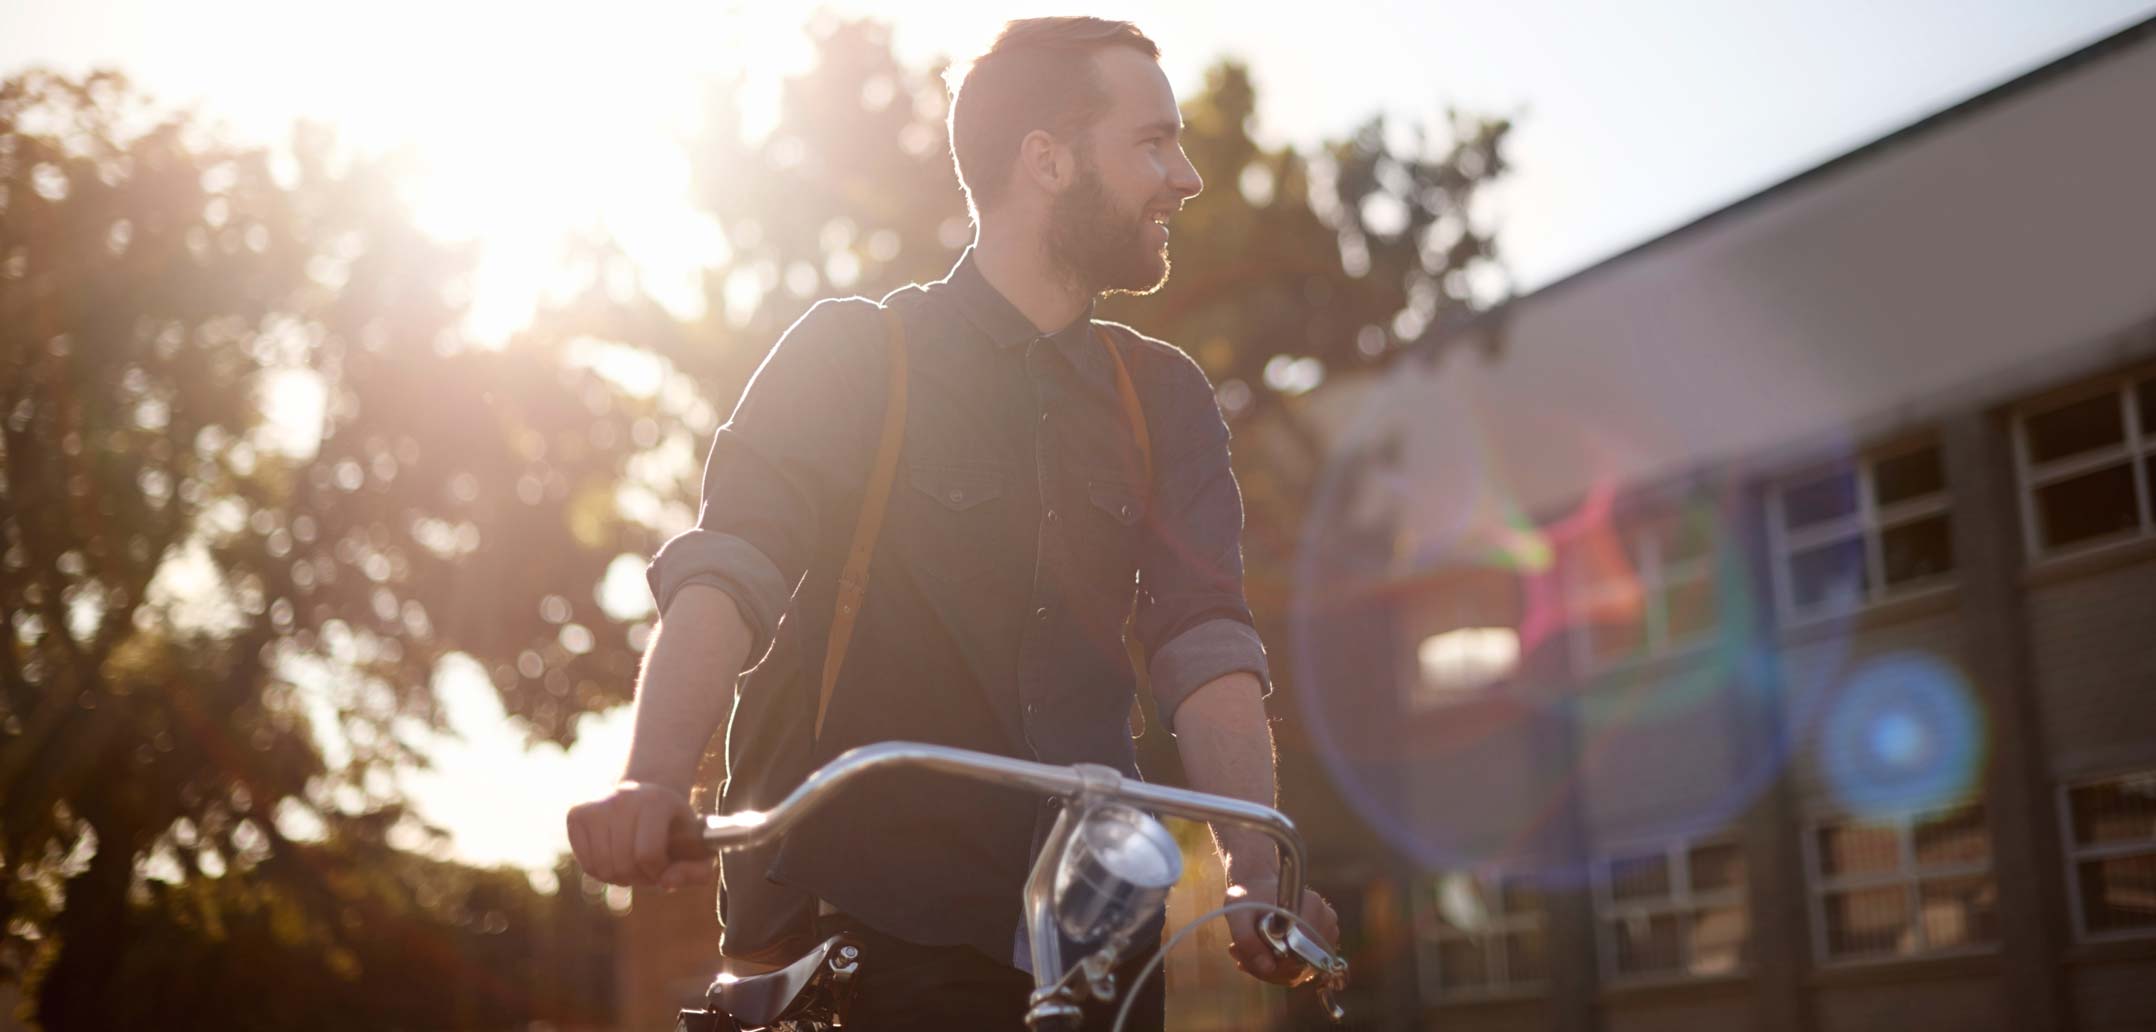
[
  {"left": 1170, "top": 670, "right": 1282, "bottom": 883},
  {"left": 620, "top": 585, "right": 754, "bottom": 793}
]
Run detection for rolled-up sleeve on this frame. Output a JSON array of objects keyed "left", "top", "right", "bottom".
[
  {"left": 1131, "top": 353, "right": 1271, "bottom": 732},
  {"left": 646, "top": 297, "right": 885, "bottom": 661}
]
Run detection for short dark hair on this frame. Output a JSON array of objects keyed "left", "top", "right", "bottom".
[{"left": 947, "top": 17, "right": 1160, "bottom": 217}]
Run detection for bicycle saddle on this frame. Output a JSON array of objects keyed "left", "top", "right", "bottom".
[{"left": 702, "top": 933, "right": 860, "bottom": 1028}]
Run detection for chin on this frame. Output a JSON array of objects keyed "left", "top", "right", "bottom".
[{"left": 1101, "top": 249, "right": 1172, "bottom": 298}]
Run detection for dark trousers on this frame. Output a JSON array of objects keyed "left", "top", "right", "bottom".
[{"left": 817, "top": 915, "right": 1165, "bottom": 1032}]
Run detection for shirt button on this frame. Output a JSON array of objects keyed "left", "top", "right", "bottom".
[
  {"left": 947, "top": 488, "right": 965, "bottom": 504},
  {"left": 1045, "top": 509, "right": 1059, "bottom": 526},
  {"left": 1035, "top": 607, "right": 1050, "bottom": 622},
  {"left": 1039, "top": 411, "right": 1049, "bottom": 423},
  {"left": 1119, "top": 504, "right": 1134, "bottom": 520}
]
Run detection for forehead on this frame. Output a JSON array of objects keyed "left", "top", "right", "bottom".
[{"left": 1087, "top": 47, "right": 1179, "bottom": 130}]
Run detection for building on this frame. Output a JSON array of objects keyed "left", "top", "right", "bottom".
[{"left": 1292, "top": 16, "right": 2156, "bottom": 1032}]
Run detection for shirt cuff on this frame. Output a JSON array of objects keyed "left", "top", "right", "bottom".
[
  {"left": 1150, "top": 617, "right": 1272, "bottom": 734},
  {"left": 646, "top": 529, "right": 789, "bottom": 658}
]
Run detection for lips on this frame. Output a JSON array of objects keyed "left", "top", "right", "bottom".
[{"left": 1144, "top": 207, "right": 1175, "bottom": 242}]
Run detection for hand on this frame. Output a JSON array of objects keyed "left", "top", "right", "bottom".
[
  {"left": 1222, "top": 879, "right": 1340, "bottom": 986},
  {"left": 565, "top": 781, "right": 714, "bottom": 890}
]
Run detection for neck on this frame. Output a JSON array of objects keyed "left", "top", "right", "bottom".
[{"left": 971, "top": 218, "right": 1091, "bottom": 333}]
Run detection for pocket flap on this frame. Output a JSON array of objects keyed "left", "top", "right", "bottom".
[
  {"left": 1087, "top": 480, "right": 1145, "bottom": 525},
  {"left": 910, "top": 465, "right": 1004, "bottom": 512}
]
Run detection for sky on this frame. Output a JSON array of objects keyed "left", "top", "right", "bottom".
[{"left": 6, "top": 0, "right": 2153, "bottom": 873}]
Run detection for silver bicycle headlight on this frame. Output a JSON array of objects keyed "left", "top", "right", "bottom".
[{"left": 1051, "top": 803, "right": 1182, "bottom": 946}]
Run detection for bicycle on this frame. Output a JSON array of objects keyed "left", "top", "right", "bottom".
[{"left": 667, "top": 741, "right": 1351, "bottom": 1031}]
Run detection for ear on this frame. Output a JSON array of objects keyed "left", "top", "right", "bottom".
[{"left": 1016, "top": 128, "right": 1075, "bottom": 196}]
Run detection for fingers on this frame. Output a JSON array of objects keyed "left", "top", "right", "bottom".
[
  {"left": 567, "top": 785, "right": 695, "bottom": 887},
  {"left": 660, "top": 859, "right": 716, "bottom": 890}
]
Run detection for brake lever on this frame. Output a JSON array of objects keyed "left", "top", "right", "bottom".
[{"left": 1260, "top": 914, "right": 1350, "bottom": 1022}]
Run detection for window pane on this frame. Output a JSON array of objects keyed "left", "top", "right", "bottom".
[
  {"left": 2069, "top": 775, "right": 2156, "bottom": 847},
  {"left": 1913, "top": 803, "right": 1990, "bottom": 869},
  {"left": 1586, "top": 613, "right": 1648, "bottom": 666},
  {"left": 2138, "top": 378, "right": 2156, "bottom": 438},
  {"left": 1608, "top": 852, "right": 1672, "bottom": 903},
  {"left": 1689, "top": 904, "right": 1749, "bottom": 975},
  {"left": 2025, "top": 391, "right": 2125, "bottom": 465},
  {"left": 1789, "top": 537, "right": 1871, "bottom": 612},
  {"left": 1875, "top": 447, "right": 1946, "bottom": 508},
  {"left": 1881, "top": 513, "right": 1955, "bottom": 588},
  {"left": 1823, "top": 886, "right": 1912, "bottom": 958},
  {"left": 1658, "top": 513, "right": 1716, "bottom": 565},
  {"left": 1783, "top": 471, "right": 1858, "bottom": 530},
  {"left": 1918, "top": 874, "right": 1998, "bottom": 948},
  {"left": 1434, "top": 936, "right": 1488, "bottom": 992},
  {"left": 1689, "top": 842, "right": 1747, "bottom": 894},
  {"left": 2035, "top": 463, "right": 2140, "bottom": 551},
  {"left": 1665, "top": 573, "right": 1718, "bottom": 642},
  {"left": 2078, "top": 853, "right": 2156, "bottom": 935},
  {"left": 1504, "top": 927, "right": 1548, "bottom": 983},
  {"left": 1817, "top": 822, "right": 1899, "bottom": 878},
  {"left": 1610, "top": 912, "right": 1683, "bottom": 976}
]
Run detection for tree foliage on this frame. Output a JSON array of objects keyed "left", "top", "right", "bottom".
[{"left": 1, "top": 69, "right": 628, "bottom": 1028}]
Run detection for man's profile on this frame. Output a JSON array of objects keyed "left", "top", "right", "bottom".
[{"left": 568, "top": 16, "right": 1338, "bottom": 1030}]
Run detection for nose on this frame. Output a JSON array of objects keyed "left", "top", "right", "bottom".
[{"left": 1169, "top": 147, "right": 1203, "bottom": 202}]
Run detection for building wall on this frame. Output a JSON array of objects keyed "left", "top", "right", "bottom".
[
  {"left": 1600, "top": 982, "right": 1754, "bottom": 1032},
  {"left": 1811, "top": 968, "right": 2008, "bottom": 1032},
  {"left": 2068, "top": 953, "right": 2156, "bottom": 1030},
  {"left": 1575, "top": 653, "right": 1751, "bottom": 843},
  {"left": 2026, "top": 548, "right": 2156, "bottom": 778}
]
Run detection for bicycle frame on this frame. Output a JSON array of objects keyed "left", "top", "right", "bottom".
[{"left": 680, "top": 740, "right": 1348, "bottom": 1029}]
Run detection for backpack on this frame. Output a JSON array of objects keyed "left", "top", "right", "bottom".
[{"left": 713, "top": 300, "right": 1153, "bottom": 964}]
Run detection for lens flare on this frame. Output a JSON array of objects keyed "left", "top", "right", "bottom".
[
  {"left": 1290, "top": 363, "right": 1847, "bottom": 885},
  {"left": 1818, "top": 652, "right": 1986, "bottom": 817}
]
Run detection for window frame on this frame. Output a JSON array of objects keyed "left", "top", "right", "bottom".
[
  {"left": 1590, "top": 833, "right": 1751, "bottom": 984},
  {"left": 1565, "top": 509, "right": 1720, "bottom": 674},
  {"left": 1411, "top": 870, "right": 1552, "bottom": 1002},
  {"left": 2058, "top": 768, "right": 2156, "bottom": 944},
  {"left": 2013, "top": 374, "right": 2156, "bottom": 561},
  {"left": 1767, "top": 438, "right": 1954, "bottom": 625},
  {"left": 1801, "top": 801, "right": 1999, "bottom": 966}
]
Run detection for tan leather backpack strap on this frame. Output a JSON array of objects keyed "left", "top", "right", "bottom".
[
  {"left": 816, "top": 306, "right": 908, "bottom": 740},
  {"left": 1094, "top": 326, "right": 1152, "bottom": 486},
  {"left": 1095, "top": 325, "right": 1156, "bottom": 738}
]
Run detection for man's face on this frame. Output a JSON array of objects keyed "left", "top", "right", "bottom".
[{"left": 1044, "top": 47, "right": 1204, "bottom": 297}]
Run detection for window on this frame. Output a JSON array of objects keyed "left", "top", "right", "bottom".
[
  {"left": 2063, "top": 771, "right": 2156, "bottom": 940},
  {"left": 1594, "top": 837, "right": 1750, "bottom": 980},
  {"left": 1806, "top": 801, "right": 1997, "bottom": 962},
  {"left": 1407, "top": 567, "right": 1521, "bottom": 708},
  {"left": 1412, "top": 871, "right": 1549, "bottom": 999},
  {"left": 2016, "top": 375, "right": 2156, "bottom": 555},
  {"left": 1568, "top": 508, "right": 1719, "bottom": 669},
  {"left": 1417, "top": 627, "right": 1520, "bottom": 699},
  {"left": 1771, "top": 442, "right": 1953, "bottom": 620}
]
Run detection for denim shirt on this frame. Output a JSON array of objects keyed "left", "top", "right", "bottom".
[{"left": 646, "top": 249, "right": 1269, "bottom": 962}]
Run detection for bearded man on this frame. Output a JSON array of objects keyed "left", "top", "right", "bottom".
[{"left": 568, "top": 17, "right": 1337, "bottom": 1030}]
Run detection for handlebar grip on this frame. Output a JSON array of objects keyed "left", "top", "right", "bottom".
[{"left": 668, "top": 820, "right": 716, "bottom": 862}]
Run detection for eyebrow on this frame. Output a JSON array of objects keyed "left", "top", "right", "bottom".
[{"left": 1135, "top": 120, "right": 1184, "bottom": 140}]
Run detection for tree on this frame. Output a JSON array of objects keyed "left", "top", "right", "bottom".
[{"left": 1, "top": 69, "right": 632, "bottom": 1028}]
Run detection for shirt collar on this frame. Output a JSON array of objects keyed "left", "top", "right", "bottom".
[{"left": 937, "top": 247, "right": 1099, "bottom": 361}]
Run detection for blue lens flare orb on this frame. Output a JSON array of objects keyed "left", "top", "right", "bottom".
[{"left": 1819, "top": 652, "right": 1985, "bottom": 817}]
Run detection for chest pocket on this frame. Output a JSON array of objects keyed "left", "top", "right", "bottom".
[
  {"left": 1078, "top": 477, "right": 1147, "bottom": 586},
  {"left": 901, "top": 463, "right": 1005, "bottom": 587}
]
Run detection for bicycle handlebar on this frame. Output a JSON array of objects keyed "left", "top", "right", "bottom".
[{"left": 666, "top": 740, "right": 1311, "bottom": 921}]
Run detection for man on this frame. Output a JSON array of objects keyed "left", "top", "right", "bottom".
[{"left": 567, "top": 16, "right": 1337, "bottom": 1030}]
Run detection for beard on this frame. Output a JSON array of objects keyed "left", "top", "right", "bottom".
[{"left": 1044, "top": 154, "right": 1172, "bottom": 298}]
